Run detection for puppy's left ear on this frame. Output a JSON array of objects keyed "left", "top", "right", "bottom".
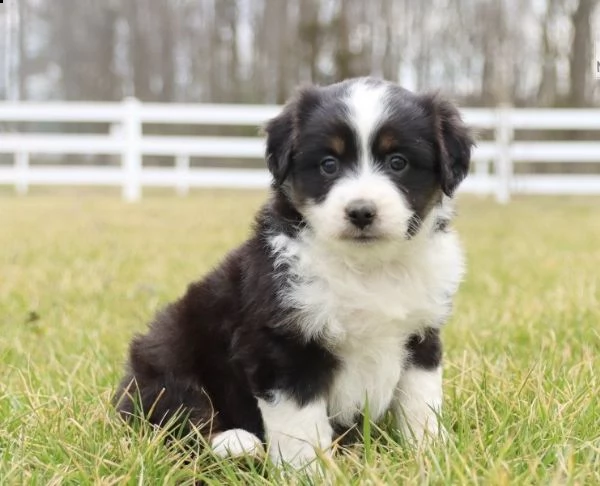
[{"left": 424, "top": 94, "right": 475, "bottom": 197}]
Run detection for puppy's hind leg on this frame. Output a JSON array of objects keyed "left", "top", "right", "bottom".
[
  {"left": 115, "top": 370, "right": 265, "bottom": 459},
  {"left": 113, "top": 371, "right": 220, "bottom": 440}
]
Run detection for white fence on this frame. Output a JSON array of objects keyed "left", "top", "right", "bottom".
[{"left": 1, "top": 99, "right": 600, "bottom": 203}]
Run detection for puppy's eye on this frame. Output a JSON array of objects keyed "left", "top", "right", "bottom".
[
  {"left": 320, "top": 156, "right": 340, "bottom": 176},
  {"left": 386, "top": 153, "right": 408, "bottom": 172}
]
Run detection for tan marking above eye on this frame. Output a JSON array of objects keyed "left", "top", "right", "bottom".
[
  {"left": 378, "top": 133, "right": 397, "bottom": 152},
  {"left": 330, "top": 136, "right": 345, "bottom": 156}
]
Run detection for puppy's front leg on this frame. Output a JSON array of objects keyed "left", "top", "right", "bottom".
[
  {"left": 393, "top": 366, "right": 443, "bottom": 443},
  {"left": 393, "top": 328, "right": 444, "bottom": 443},
  {"left": 258, "top": 392, "right": 332, "bottom": 469}
]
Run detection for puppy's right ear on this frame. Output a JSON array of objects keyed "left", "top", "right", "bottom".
[
  {"left": 264, "top": 87, "right": 320, "bottom": 186},
  {"left": 264, "top": 104, "right": 294, "bottom": 186}
]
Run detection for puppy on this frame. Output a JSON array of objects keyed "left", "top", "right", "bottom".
[{"left": 114, "top": 77, "right": 474, "bottom": 469}]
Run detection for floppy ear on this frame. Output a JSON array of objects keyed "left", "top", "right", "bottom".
[
  {"left": 424, "top": 94, "right": 475, "bottom": 197},
  {"left": 264, "top": 105, "right": 294, "bottom": 186},
  {"left": 263, "top": 87, "right": 320, "bottom": 186}
]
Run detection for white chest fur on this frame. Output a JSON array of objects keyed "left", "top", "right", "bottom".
[{"left": 269, "top": 227, "right": 464, "bottom": 425}]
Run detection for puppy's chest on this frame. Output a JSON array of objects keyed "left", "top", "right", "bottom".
[
  {"left": 285, "top": 262, "right": 431, "bottom": 426},
  {"left": 272, "top": 233, "right": 463, "bottom": 424},
  {"left": 286, "top": 257, "right": 451, "bottom": 343}
]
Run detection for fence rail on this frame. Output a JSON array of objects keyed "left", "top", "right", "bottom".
[{"left": 1, "top": 99, "right": 600, "bottom": 202}]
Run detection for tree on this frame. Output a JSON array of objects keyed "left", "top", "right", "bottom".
[{"left": 568, "top": 0, "right": 599, "bottom": 107}]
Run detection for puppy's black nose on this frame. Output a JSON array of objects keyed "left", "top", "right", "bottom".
[{"left": 345, "top": 200, "right": 377, "bottom": 229}]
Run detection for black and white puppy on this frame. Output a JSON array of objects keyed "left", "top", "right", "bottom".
[{"left": 114, "top": 77, "right": 474, "bottom": 468}]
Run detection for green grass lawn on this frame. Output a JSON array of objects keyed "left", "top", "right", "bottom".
[{"left": 1, "top": 191, "right": 599, "bottom": 485}]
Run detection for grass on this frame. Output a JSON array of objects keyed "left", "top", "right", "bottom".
[{"left": 1, "top": 190, "right": 599, "bottom": 485}]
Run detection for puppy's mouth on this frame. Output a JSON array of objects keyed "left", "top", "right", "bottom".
[{"left": 339, "top": 229, "right": 384, "bottom": 243}]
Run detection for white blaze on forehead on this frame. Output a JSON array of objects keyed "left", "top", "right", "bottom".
[{"left": 344, "top": 80, "right": 389, "bottom": 172}]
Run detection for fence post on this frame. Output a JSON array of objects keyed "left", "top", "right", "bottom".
[
  {"left": 494, "top": 104, "right": 513, "bottom": 204},
  {"left": 175, "top": 155, "right": 190, "bottom": 196},
  {"left": 122, "top": 97, "right": 142, "bottom": 202},
  {"left": 15, "top": 151, "right": 29, "bottom": 196}
]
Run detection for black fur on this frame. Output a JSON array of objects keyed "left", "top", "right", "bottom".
[
  {"left": 406, "top": 328, "right": 443, "bottom": 370},
  {"left": 114, "top": 202, "right": 338, "bottom": 440}
]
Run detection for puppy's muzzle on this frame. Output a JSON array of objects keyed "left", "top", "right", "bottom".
[{"left": 345, "top": 199, "right": 377, "bottom": 230}]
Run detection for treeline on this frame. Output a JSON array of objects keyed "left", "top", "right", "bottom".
[{"left": 1, "top": 0, "right": 599, "bottom": 106}]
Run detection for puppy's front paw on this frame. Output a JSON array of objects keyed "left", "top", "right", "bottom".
[
  {"left": 258, "top": 394, "right": 333, "bottom": 470},
  {"left": 268, "top": 436, "right": 319, "bottom": 469},
  {"left": 400, "top": 415, "right": 448, "bottom": 446},
  {"left": 211, "top": 429, "right": 264, "bottom": 458}
]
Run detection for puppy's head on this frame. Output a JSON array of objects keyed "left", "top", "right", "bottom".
[{"left": 265, "top": 78, "right": 474, "bottom": 244}]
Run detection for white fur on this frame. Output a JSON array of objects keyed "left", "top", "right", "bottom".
[
  {"left": 304, "top": 168, "right": 414, "bottom": 242},
  {"left": 328, "top": 333, "right": 407, "bottom": 426},
  {"left": 345, "top": 79, "right": 389, "bottom": 171},
  {"left": 270, "top": 207, "right": 464, "bottom": 343},
  {"left": 268, "top": 206, "right": 464, "bottom": 428},
  {"left": 393, "top": 366, "right": 444, "bottom": 442},
  {"left": 211, "top": 429, "right": 264, "bottom": 458},
  {"left": 257, "top": 393, "right": 332, "bottom": 468}
]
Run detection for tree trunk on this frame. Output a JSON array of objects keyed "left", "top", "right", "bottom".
[
  {"left": 17, "top": 0, "right": 28, "bottom": 100},
  {"left": 537, "top": 1, "right": 559, "bottom": 107},
  {"left": 568, "top": 0, "right": 597, "bottom": 107},
  {"left": 334, "top": 0, "right": 353, "bottom": 81}
]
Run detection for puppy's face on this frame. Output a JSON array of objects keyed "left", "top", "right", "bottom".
[{"left": 265, "top": 78, "right": 474, "bottom": 244}]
